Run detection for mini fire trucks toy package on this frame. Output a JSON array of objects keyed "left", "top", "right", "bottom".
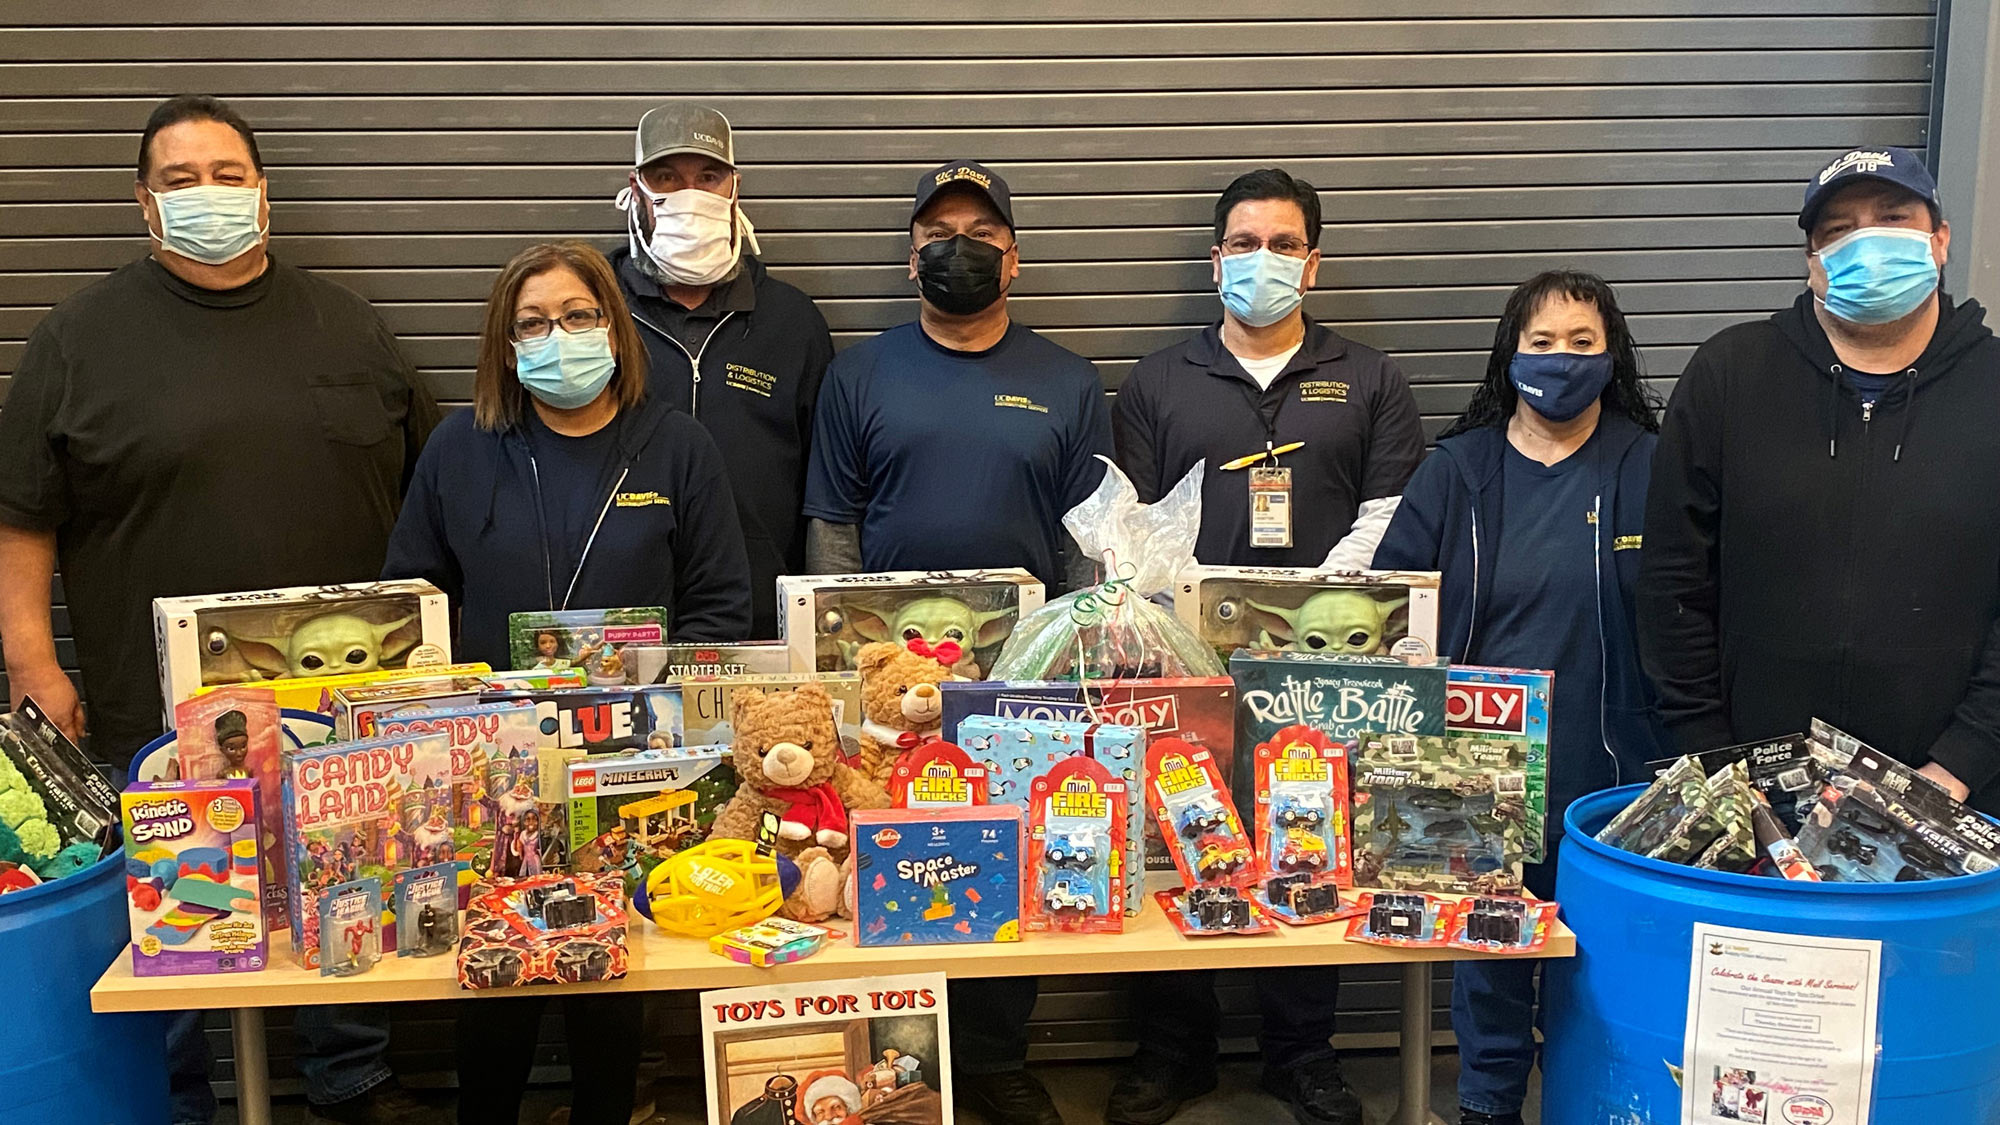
[
  {"left": 1345, "top": 890, "right": 1454, "bottom": 947},
  {"left": 777, "top": 569, "right": 1045, "bottom": 678},
  {"left": 890, "top": 741, "right": 989, "bottom": 810},
  {"left": 1445, "top": 667, "right": 1552, "bottom": 862},
  {"left": 1250, "top": 725, "right": 1352, "bottom": 924},
  {"left": 1349, "top": 733, "right": 1530, "bottom": 894},
  {"left": 457, "top": 871, "right": 629, "bottom": 989},
  {"left": 1024, "top": 757, "right": 1126, "bottom": 933},
  {"left": 1147, "top": 737, "right": 1274, "bottom": 935},
  {"left": 122, "top": 779, "right": 266, "bottom": 976},
  {"left": 1443, "top": 896, "right": 1560, "bottom": 954},
  {"left": 850, "top": 806, "right": 1022, "bottom": 946}
]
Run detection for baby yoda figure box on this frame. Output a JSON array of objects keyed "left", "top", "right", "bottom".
[
  {"left": 154, "top": 580, "right": 453, "bottom": 711},
  {"left": 1175, "top": 568, "right": 1440, "bottom": 664},
  {"left": 777, "top": 569, "right": 1045, "bottom": 678}
]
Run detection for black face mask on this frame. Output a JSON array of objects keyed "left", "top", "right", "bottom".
[{"left": 916, "top": 235, "right": 1007, "bottom": 315}]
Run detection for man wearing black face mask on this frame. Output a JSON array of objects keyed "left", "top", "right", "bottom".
[{"left": 805, "top": 162, "right": 1111, "bottom": 1125}]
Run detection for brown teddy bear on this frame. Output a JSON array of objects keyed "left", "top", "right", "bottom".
[
  {"left": 707, "top": 682, "right": 891, "bottom": 920},
  {"left": 853, "top": 641, "right": 955, "bottom": 787}
]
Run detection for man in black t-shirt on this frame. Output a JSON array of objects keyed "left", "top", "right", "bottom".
[{"left": 0, "top": 97, "right": 440, "bottom": 1125}]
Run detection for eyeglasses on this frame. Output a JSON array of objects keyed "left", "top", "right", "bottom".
[
  {"left": 510, "top": 307, "right": 606, "bottom": 341},
  {"left": 1220, "top": 235, "right": 1313, "bottom": 258}
]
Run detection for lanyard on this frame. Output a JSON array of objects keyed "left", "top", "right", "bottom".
[{"left": 525, "top": 447, "right": 629, "bottom": 613}]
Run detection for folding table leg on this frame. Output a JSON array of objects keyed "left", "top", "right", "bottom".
[
  {"left": 231, "top": 1007, "right": 273, "bottom": 1125},
  {"left": 1395, "top": 962, "right": 1446, "bottom": 1125}
]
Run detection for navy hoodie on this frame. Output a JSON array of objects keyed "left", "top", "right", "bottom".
[
  {"left": 382, "top": 397, "right": 752, "bottom": 667},
  {"left": 1374, "top": 413, "right": 1671, "bottom": 820}
]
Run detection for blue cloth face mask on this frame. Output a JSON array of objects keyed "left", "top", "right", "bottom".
[
  {"left": 514, "top": 325, "right": 617, "bottom": 411},
  {"left": 1510, "top": 351, "right": 1614, "bottom": 423},
  {"left": 1813, "top": 227, "right": 1940, "bottom": 325},
  {"left": 1219, "top": 248, "right": 1307, "bottom": 327},
  {"left": 150, "top": 184, "right": 268, "bottom": 265}
]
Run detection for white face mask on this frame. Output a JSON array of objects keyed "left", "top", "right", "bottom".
[
  {"left": 149, "top": 183, "right": 269, "bottom": 265},
  {"left": 617, "top": 178, "right": 742, "bottom": 286}
]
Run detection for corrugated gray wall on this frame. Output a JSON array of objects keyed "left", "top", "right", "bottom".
[{"left": 0, "top": 0, "right": 1937, "bottom": 1090}]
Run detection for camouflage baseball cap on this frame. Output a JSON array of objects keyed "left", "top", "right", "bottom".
[{"left": 635, "top": 102, "right": 734, "bottom": 170}]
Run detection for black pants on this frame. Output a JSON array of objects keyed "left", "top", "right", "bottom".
[
  {"left": 1130, "top": 966, "right": 1342, "bottom": 1071},
  {"left": 948, "top": 976, "right": 1042, "bottom": 1074},
  {"left": 456, "top": 993, "right": 645, "bottom": 1125}
]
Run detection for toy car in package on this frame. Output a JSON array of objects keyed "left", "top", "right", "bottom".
[
  {"left": 153, "top": 580, "right": 452, "bottom": 709},
  {"left": 1345, "top": 890, "right": 1454, "bottom": 947},
  {"left": 507, "top": 608, "right": 667, "bottom": 684},
  {"left": 1446, "top": 667, "right": 1552, "bottom": 862},
  {"left": 890, "top": 741, "right": 990, "bottom": 810},
  {"left": 1024, "top": 757, "right": 1127, "bottom": 933},
  {"left": 990, "top": 460, "right": 1224, "bottom": 682},
  {"left": 1248, "top": 725, "right": 1353, "bottom": 924},
  {"left": 777, "top": 569, "right": 1044, "bottom": 678},
  {"left": 1350, "top": 734, "right": 1529, "bottom": 893},
  {"left": 1154, "top": 884, "right": 1275, "bottom": 937},
  {"left": 1146, "top": 736, "right": 1264, "bottom": 890},
  {"left": 1177, "top": 566, "right": 1442, "bottom": 664},
  {"left": 1797, "top": 776, "right": 1999, "bottom": 883},
  {"left": 457, "top": 871, "right": 629, "bottom": 989},
  {"left": 1826, "top": 724, "right": 2000, "bottom": 864},
  {"left": 1444, "top": 895, "right": 1560, "bottom": 954}
]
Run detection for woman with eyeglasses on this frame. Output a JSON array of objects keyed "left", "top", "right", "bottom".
[{"left": 382, "top": 240, "right": 750, "bottom": 1125}]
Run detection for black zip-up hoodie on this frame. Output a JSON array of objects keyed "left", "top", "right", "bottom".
[
  {"left": 613, "top": 250, "right": 832, "bottom": 637},
  {"left": 1639, "top": 292, "right": 2000, "bottom": 803},
  {"left": 381, "top": 397, "right": 753, "bottom": 667}
]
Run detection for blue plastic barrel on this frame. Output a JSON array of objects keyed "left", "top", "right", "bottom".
[
  {"left": 0, "top": 847, "right": 168, "bottom": 1125},
  {"left": 1543, "top": 785, "right": 2000, "bottom": 1124}
]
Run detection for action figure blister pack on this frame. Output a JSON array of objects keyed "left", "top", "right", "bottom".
[
  {"left": 153, "top": 580, "right": 452, "bottom": 709},
  {"left": 392, "top": 862, "right": 459, "bottom": 957},
  {"left": 563, "top": 743, "right": 735, "bottom": 892},
  {"left": 172, "top": 686, "right": 287, "bottom": 929},
  {"left": 850, "top": 806, "right": 1023, "bottom": 946},
  {"left": 1177, "top": 567, "right": 1443, "bottom": 664},
  {"left": 1446, "top": 667, "right": 1552, "bottom": 862},
  {"left": 890, "top": 741, "right": 990, "bottom": 810},
  {"left": 1344, "top": 890, "right": 1454, "bottom": 947},
  {"left": 1798, "top": 776, "right": 1997, "bottom": 882},
  {"left": 507, "top": 608, "right": 667, "bottom": 684},
  {"left": 318, "top": 877, "right": 381, "bottom": 978},
  {"left": 456, "top": 871, "right": 629, "bottom": 989},
  {"left": 122, "top": 779, "right": 266, "bottom": 976},
  {"left": 777, "top": 569, "right": 1045, "bottom": 677},
  {"left": 1350, "top": 734, "right": 1528, "bottom": 894},
  {"left": 1024, "top": 757, "right": 1126, "bottom": 933},
  {"left": 372, "top": 700, "right": 540, "bottom": 899}
]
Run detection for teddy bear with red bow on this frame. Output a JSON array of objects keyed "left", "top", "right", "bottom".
[{"left": 853, "top": 640, "right": 960, "bottom": 787}]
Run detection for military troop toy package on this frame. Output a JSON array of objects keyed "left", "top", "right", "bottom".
[
  {"left": 507, "top": 608, "right": 668, "bottom": 685},
  {"left": 1445, "top": 667, "right": 1553, "bottom": 863},
  {"left": 777, "top": 569, "right": 1045, "bottom": 677},
  {"left": 850, "top": 806, "right": 1022, "bottom": 946},
  {"left": 1177, "top": 568, "right": 1442, "bottom": 664},
  {"left": 1349, "top": 733, "right": 1531, "bottom": 894}
]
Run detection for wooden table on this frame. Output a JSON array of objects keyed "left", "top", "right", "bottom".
[{"left": 94, "top": 903, "right": 1573, "bottom": 1125}]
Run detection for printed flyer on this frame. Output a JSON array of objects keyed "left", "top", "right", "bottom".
[
  {"left": 1682, "top": 924, "right": 1881, "bottom": 1125},
  {"left": 701, "top": 971, "right": 952, "bottom": 1125}
]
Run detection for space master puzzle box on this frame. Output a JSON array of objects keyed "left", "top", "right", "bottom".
[{"left": 850, "top": 806, "right": 1022, "bottom": 947}]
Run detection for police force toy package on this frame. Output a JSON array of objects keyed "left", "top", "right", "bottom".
[
  {"left": 369, "top": 701, "right": 540, "bottom": 895},
  {"left": 153, "top": 580, "right": 452, "bottom": 710},
  {"left": 172, "top": 686, "right": 287, "bottom": 928},
  {"left": 122, "top": 779, "right": 266, "bottom": 975},
  {"left": 1350, "top": 732, "right": 1531, "bottom": 893},
  {"left": 1446, "top": 667, "right": 1552, "bottom": 863},
  {"left": 777, "top": 569, "right": 1045, "bottom": 678},
  {"left": 457, "top": 871, "right": 629, "bottom": 989},
  {"left": 565, "top": 744, "right": 736, "bottom": 890},
  {"left": 281, "top": 731, "right": 455, "bottom": 968},
  {"left": 1250, "top": 725, "right": 1352, "bottom": 923},
  {"left": 850, "top": 806, "right": 1022, "bottom": 946},
  {"left": 940, "top": 677, "right": 1233, "bottom": 871},
  {"left": 955, "top": 715, "right": 1146, "bottom": 913},
  {"left": 508, "top": 608, "right": 668, "bottom": 684},
  {"left": 1024, "top": 757, "right": 1127, "bottom": 932},
  {"left": 1146, "top": 736, "right": 1274, "bottom": 935},
  {"left": 1178, "top": 567, "right": 1442, "bottom": 664}
]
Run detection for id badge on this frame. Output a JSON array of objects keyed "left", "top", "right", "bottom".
[{"left": 1248, "top": 465, "right": 1293, "bottom": 549}]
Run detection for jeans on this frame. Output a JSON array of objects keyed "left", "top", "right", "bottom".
[
  {"left": 168, "top": 1005, "right": 393, "bottom": 1124},
  {"left": 948, "top": 976, "right": 1042, "bottom": 1074},
  {"left": 457, "top": 993, "right": 644, "bottom": 1125},
  {"left": 1451, "top": 847, "right": 1560, "bottom": 1115},
  {"left": 1130, "top": 966, "right": 1342, "bottom": 1071}
]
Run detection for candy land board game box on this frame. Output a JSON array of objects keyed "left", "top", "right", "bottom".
[
  {"left": 851, "top": 806, "right": 1022, "bottom": 946},
  {"left": 281, "top": 731, "right": 454, "bottom": 968},
  {"left": 122, "top": 779, "right": 266, "bottom": 976},
  {"left": 370, "top": 701, "right": 541, "bottom": 899},
  {"left": 328, "top": 676, "right": 492, "bottom": 740}
]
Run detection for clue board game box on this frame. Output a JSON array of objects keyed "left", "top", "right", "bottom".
[
  {"left": 507, "top": 608, "right": 667, "bottom": 685},
  {"left": 171, "top": 686, "right": 287, "bottom": 930},
  {"left": 122, "top": 779, "right": 266, "bottom": 976},
  {"left": 1445, "top": 667, "right": 1552, "bottom": 863},
  {"left": 281, "top": 732, "right": 455, "bottom": 969},
  {"left": 681, "top": 672, "right": 863, "bottom": 762},
  {"left": 563, "top": 744, "right": 736, "bottom": 890},
  {"left": 1176, "top": 567, "right": 1442, "bottom": 665},
  {"left": 627, "top": 642, "right": 792, "bottom": 684},
  {"left": 940, "top": 677, "right": 1233, "bottom": 871},
  {"left": 954, "top": 715, "right": 1146, "bottom": 911},
  {"left": 329, "top": 676, "right": 493, "bottom": 741},
  {"left": 851, "top": 806, "right": 1023, "bottom": 946},
  {"left": 370, "top": 701, "right": 542, "bottom": 898},
  {"left": 777, "top": 569, "right": 1046, "bottom": 678},
  {"left": 154, "top": 580, "right": 452, "bottom": 711}
]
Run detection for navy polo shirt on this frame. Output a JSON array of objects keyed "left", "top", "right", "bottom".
[
  {"left": 1113, "top": 318, "right": 1424, "bottom": 566},
  {"left": 804, "top": 321, "right": 1111, "bottom": 585}
]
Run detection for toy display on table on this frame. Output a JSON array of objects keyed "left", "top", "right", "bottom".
[
  {"left": 507, "top": 607, "right": 667, "bottom": 684},
  {"left": 956, "top": 715, "right": 1146, "bottom": 912},
  {"left": 679, "top": 671, "right": 862, "bottom": 760},
  {"left": 121, "top": 779, "right": 266, "bottom": 975},
  {"left": 563, "top": 743, "right": 735, "bottom": 892},
  {"left": 0, "top": 699, "right": 118, "bottom": 883},
  {"left": 1444, "top": 895, "right": 1560, "bottom": 954},
  {"left": 1446, "top": 667, "right": 1553, "bottom": 862},
  {"left": 457, "top": 870, "right": 628, "bottom": 989},
  {"left": 1022, "top": 757, "right": 1124, "bottom": 933},
  {"left": 153, "top": 580, "right": 452, "bottom": 708},
  {"left": 626, "top": 641, "right": 791, "bottom": 684},
  {"left": 630, "top": 824, "right": 800, "bottom": 938},
  {"left": 281, "top": 731, "right": 454, "bottom": 969},
  {"left": 778, "top": 569, "right": 1042, "bottom": 678},
  {"left": 889, "top": 740, "right": 989, "bottom": 810},
  {"left": 371, "top": 701, "right": 539, "bottom": 900},
  {"left": 1345, "top": 890, "right": 1454, "bottom": 947},
  {"left": 328, "top": 675, "right": 496, "bottom": 740},
  {"left": 1177, "top": 566, "right": 1442, "bottom": 665},
  {"left": 1249, "top": 724, "right": 1353, "bottom": 924},
  {"left": 852, "top": 640, "right": 955, "bottom": 787},
  {"left": 391, "top": 863, "right": 459, "bottom": 957},
  {"left": 192, "top": 662, "right": 492, "bottom": 717},
  {"left": 318, "top": 877, "right": 382, "bottom": 977},
  {"left": 1146, "top": 736, "right": 1274, "bottom": 935},
  {"left": 709, "top": 916, "right": 834, "bottom": 966},
  {"left": 850, "top": 805, "right": 1022, "bottom": 946},
  {"left": 1349, "top": 733, "right": 1530, "bottom": 894},
  {"left": 940, "top": 675, "right": 1234, "bottom": 871}
]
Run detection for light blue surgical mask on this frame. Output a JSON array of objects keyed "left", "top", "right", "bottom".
[
  {"left": 1219, "top": 248, "right": 1307, "bottom": 327},
  {"left": 1813, "top": 226, "right": 1940, "bottom": 325},
  {"left": 150, "top": 184, "right": 267, "bottom": 265},
  {"left": 515, "top": 326, "right": 617, "bottom": 410}
]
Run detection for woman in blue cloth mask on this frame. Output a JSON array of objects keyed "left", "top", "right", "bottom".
[
  {"left": 1373, "top": 270, "right": 1672, "bottom": 1125},
  {"left": 384, "top": 241, "right": 750, "bottom": 1125}
]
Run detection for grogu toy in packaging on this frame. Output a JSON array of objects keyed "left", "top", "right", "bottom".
[
  {"left": 777, "top": 569, "right": 1045, "bottom": 678},
  {"left": 1176, "top": 567, "right": 1441, "bottom": 665}
]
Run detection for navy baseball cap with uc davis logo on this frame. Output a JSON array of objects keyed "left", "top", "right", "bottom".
[
  {"left": 911, "top": 160, "right": 1015, "bottom": 230},
  {"left": 1799, "top": 146, "right": 1939, "bottom": 230}
]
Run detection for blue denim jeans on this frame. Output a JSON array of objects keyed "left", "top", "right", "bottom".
[
  {"left": 1451, "top": 848, "right": 1559, "bottom": 1116},
  {"left": 168, "top": 1004, "right": 393, "bottom": 1124}
]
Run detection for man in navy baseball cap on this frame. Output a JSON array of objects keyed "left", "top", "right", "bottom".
[
  {"left": 1797, "top": 145, "right": 1941, "bottom": 231},
  {"left": 911, "top": 159, "right": 1015, "bottom": 230}
]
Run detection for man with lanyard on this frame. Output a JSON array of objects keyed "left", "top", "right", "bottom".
[
  {"left": 614, "top": 102, "right": 833, "bottom": 637},
  {"left": 1109, "top": 167, "right": 1423, "bottom": 1125},
  {"left": 805, "top": 160, "right": 1111, "bottom": 1125},
  {"left": 0, "top": 97, "right": 440, "bottom": 1125},
  {"left": 1642, "top": 147, "right": 2000, "bottom": 807}
]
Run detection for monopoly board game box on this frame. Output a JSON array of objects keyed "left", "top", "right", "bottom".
[
  {"left": 1446, "top": 667, "right": 1552, "bottom": 863},
  {"left": 851, "top": 806, "right": 1022, "bottom": 946}
]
